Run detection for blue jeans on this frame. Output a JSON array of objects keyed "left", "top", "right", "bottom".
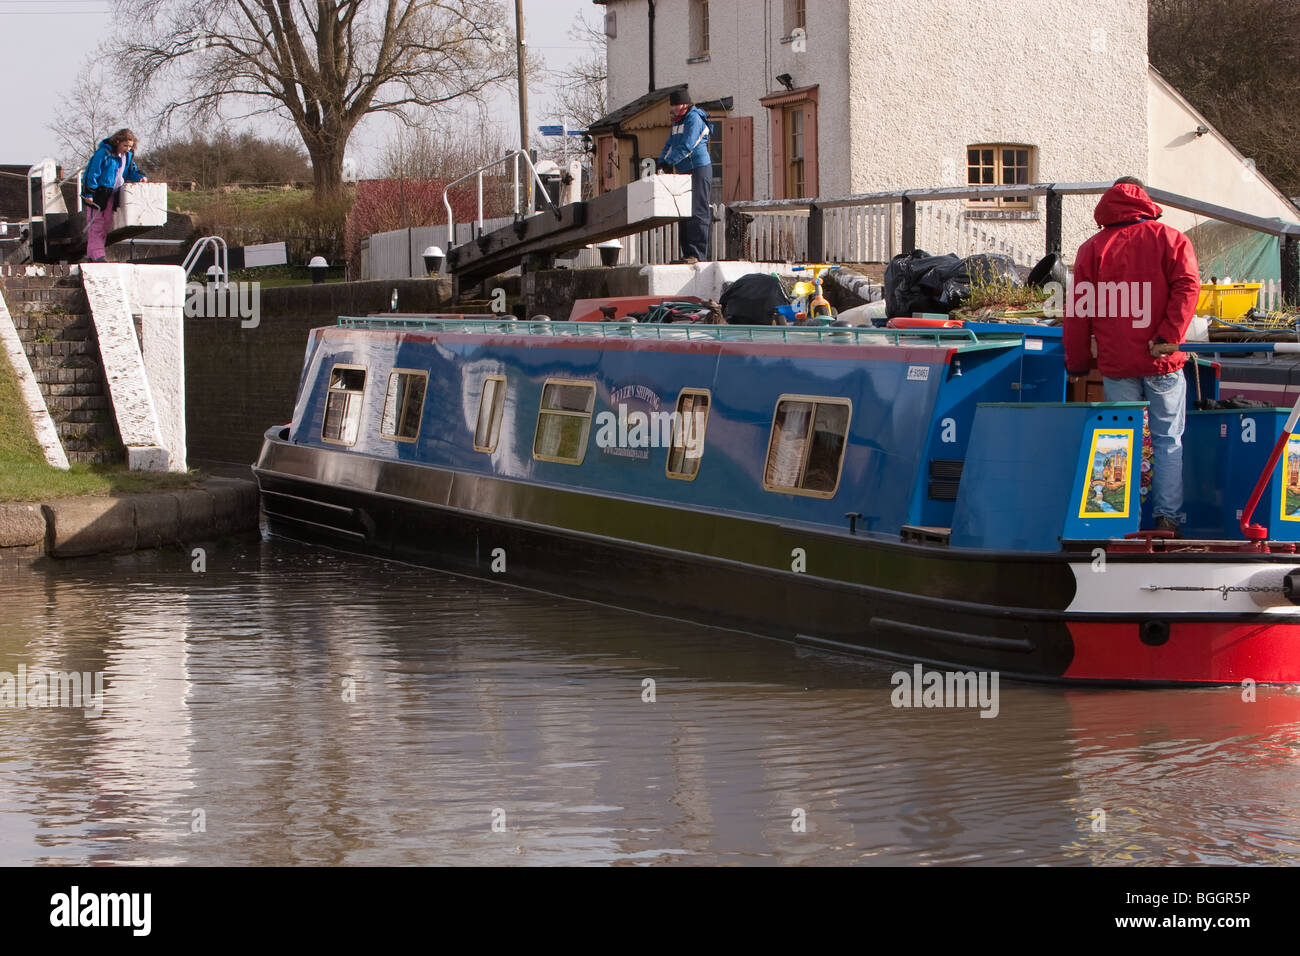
[
  {"left": 1103, "top": 372, "right": 1186, "bottom": 523},
  {"left": 680, "top": 165, "right": 712, "bottom": 261}
]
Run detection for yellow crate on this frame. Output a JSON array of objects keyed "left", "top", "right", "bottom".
[{"left": 1196, "top": 283, "right": 1262, "bottom": 319}]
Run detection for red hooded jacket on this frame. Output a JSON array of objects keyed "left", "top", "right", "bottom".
[{"left": 1064, "top": 183, "right": 1200, "bottom": 379}]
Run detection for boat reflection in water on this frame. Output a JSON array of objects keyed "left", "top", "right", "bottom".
[{"left": 2, "top": 542, "right": 1298, "bottom": 865}]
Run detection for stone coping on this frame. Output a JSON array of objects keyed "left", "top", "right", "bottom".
[{"left": 0, "top": 478, "right": 260, "bottom": 559}]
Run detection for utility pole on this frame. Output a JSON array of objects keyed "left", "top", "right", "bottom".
[{"left": 515, "top": 0, "right": 532, "bottom": 212}]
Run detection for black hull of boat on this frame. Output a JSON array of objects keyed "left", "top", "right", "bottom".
[{"left": 253, "top": 438, "right": 1299, "bottom": 685}]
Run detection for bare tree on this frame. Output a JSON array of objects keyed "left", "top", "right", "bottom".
[
  {"left": 1150, "top": 0, "right": 1300, "bottom": 197},
  {"left": 48, "top": 63, "right": 136, "bottom": 174},
  {"left": 548, "top": 8, "right": 607, "bottom": 132},
  {"left": 378, "top": 118, "right": 514, "bottom": 181},
  {"left": 109, "top": 0, "right": 517, "bottom": 199}
]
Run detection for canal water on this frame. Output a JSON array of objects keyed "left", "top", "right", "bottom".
[{"left": 2, "top": 533, "right": 1299, "bottom": 866}]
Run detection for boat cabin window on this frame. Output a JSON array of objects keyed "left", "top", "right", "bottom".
[
  {"left": 474, "top": 375, "right": 507, "bottom": 453},
  {"left": 379, "top": 369, "right": 427, "bottom": 443},
  {"left": 533, "top": 379, "right": 596, "bottom": 465},
  {"left": 666, "top": 389, "right": 711, "bottom": 480},
  {"left": 322, "top": 365, "right": 366, "bottom": 445},
  {"left": 763, "top": 396, "right": 851, "bottom": 497}
]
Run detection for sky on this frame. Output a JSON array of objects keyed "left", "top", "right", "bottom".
[{"left": 0, "top": 0, "right": 598, "bottom": 173}]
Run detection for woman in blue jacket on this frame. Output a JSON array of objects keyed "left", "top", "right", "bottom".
[{"left": 82, "top": 128, "right": 147, "bottom": 262}]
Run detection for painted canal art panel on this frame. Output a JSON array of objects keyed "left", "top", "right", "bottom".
[
  {"left": 1079, "top": 429, "right": 1134, "bottom": 518},
  {"left": 1282, "top": 435, "right": 1300, "bottom": 522}
]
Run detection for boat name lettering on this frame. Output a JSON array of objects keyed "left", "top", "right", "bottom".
[
  {"left": 906, "top": 365, "right": 929, "bottom": 381},
  {"left": 609, "top": 384, "right": 662, "bottom": 409}
]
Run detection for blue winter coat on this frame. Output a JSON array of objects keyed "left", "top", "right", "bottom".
[
  {"left": 659, "top": 107, "right": 712, "bottom": 172},
  {"left": 82, "top": 139, "right": 146, "bottom": 200}
]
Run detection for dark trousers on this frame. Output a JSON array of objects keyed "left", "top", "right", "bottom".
[{"left": 680, "top": 165, "right": 711, "bottom": 261}]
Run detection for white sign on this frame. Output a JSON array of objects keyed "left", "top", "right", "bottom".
[{"left": 243, "top": 241, "right": 288, "bottom": 268}]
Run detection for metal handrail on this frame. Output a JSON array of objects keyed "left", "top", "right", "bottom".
[
  {"left": 729, "top": 181, "right": 1300, "bottom": 238},
  {"left": 336, "top": 315, "right": 1004, "bottom": 348},
  {"left": 442, "top": 149, "right": 562, "bottom": 249},
  {"left": 181, "top": 235, "right": 230, "bottom": 286}
]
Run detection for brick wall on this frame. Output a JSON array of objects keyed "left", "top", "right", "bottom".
[
  {"left": 0, "top": 274, "right": 124, "bottom": 465},
  {"left": 184, "top": 277, "right": 452, "bottom": 466}
]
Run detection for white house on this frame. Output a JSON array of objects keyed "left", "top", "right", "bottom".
[{"left": 592, "top": 0, "right": 1298, "bottom": 266}]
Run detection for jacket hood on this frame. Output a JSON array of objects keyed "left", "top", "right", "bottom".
[{"left": 1094, "top": 183, "right": 1163, "bottom": 227}]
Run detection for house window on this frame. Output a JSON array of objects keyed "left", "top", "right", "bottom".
[
  {"left": 666, "top": 389, "right": 710, "bottom": 480},
  {"left": 379, "top": 369, "right": 427, "bottom": 442},
  {"left": 474, "top": 375, "right": 507, "bottom": 453},
  {"left": 967, "top": 145, "right": 1033, "bottom": 209},
  {"left": 690, "top": 0, "right": 709, "bottom": 57},
  {"left": 785, "top": 0, "right": 806, "bottom": 33},
  {"left": 533, "top": 379, "right": 596, "bottom": 465},
  {"left": 763, "top": 396, "right": 851, "bottom": 497},
  {"left": 322, "top": 365, "right": 366, "bottom": 445},
  {"left": 784, "top": 104, "right": 805, "bottom": 199}
]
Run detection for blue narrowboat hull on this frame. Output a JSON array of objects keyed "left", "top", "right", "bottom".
[{"left": 254, "top": 319, "right": 1300, "bottom": 684}]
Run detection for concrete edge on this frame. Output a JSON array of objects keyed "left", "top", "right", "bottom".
[
  {"left": 0, "top": 286, "right": 70, "bottom": 470},
  {"left": 0, "top": 478, "right": 260, "bottom": 560}
]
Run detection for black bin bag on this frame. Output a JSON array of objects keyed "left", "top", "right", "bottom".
[{"left": 720, "top": 273, "right": 791, "bottom": 325}]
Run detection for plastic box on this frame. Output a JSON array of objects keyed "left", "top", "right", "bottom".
[{"left": 1196, "top": 283, "right": 1261, "bottom": 319}]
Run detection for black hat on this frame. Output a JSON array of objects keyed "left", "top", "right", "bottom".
[{"left": 668, "top": 89, "right": 691, "bottom": 106}]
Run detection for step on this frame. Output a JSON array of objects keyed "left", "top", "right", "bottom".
[
  {"left": 57, "top": 420, "right": 117, "bottom": 439},
  {"left": 57, "top": 408, "right": 113, "bottom": 425},
  {"left": 66, "top": 449, "right": 125, "bottom": 466},
  {"left": 44, "top": 382, "right": 105, "bottom": 398},
  {"left": 23, "top": 341, "right": 99, "bottom": 362},
  {"left": 42, "top": 394, "right": 110, "bottom": 415},
  {"left": 31, "top": 365, "right": 104, "bottom": 386}
]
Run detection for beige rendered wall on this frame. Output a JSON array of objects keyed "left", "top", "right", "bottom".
[
  {"left": 605, "top": 0, "right": 1150, "bottom": 261},
  {"left": 603, "top": 0, "right": 854, "bottom": 199},
  {"left": 847, "top": 0, "right": 1149, "bottom": 262}
]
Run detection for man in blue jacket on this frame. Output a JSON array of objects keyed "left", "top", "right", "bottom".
[
  {"left": 657, "top": 90, "right": 712, "bottom": 263},
  {"left": 81, "top": 128, "right": 147, "bottom": 262}
]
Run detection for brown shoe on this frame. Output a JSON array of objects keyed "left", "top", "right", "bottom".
[{"left": 1154, "top": 516, "right": 1183, "bottom": 538}]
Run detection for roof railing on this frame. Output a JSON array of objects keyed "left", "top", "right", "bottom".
[{"left": 334, "top": 315, "right": 1024, "bottom": 348}]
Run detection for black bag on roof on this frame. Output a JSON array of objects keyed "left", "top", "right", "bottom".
[
  {"left": 884, "top": 250, "right": 959, "bottom": 318},
  {"left": 720, "top": 273, "right": 791, "bottom": 325},
  {"left": 884, "top": 250, "right": 1022, "bottom": 318}
]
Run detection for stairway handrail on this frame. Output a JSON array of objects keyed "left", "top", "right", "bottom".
[
  {"left": 181, "top": 235, "right": 229, "bottom": 286},
  {"left": 443, "top": 149, "right": 562, "bottom": 250}
]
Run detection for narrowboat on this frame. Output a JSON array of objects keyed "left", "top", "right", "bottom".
[{"left": 253, "top": 315, "right": 1300, "bottom": 684}]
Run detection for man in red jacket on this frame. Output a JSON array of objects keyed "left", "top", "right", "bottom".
[{"left": 1064, "top": 177, "right": 1200, "bottom": 536}]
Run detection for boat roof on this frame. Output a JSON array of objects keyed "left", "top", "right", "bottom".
[{"left": 335, "top": 316, "right": 1029, "bottom": 354}]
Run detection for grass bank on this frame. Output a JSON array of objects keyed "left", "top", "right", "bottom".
[{"left": 0, "top": 350, "right": 197, "bottom": 502}]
